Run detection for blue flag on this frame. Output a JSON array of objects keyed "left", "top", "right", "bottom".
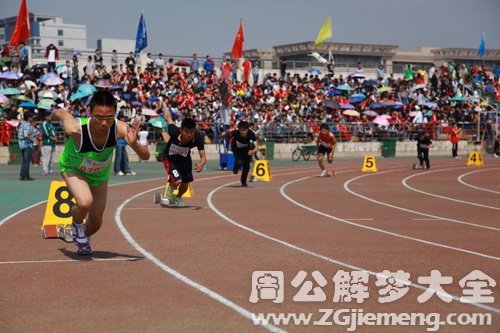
[
  {"left": 477, "top": 32, "right": 486, "bottom": 57},
  {"left": 135, "top": 12, "right": 147, "bottom": 55}
]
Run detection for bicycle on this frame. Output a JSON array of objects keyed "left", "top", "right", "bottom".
[{"left": 292, "top": 144, "right": 317, "bottom": 161}]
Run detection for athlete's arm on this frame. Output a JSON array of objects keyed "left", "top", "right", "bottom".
[
  {"left": 331, "top": 133, "right": 337, "bottom": 153},
  {"left": 53, "top": 109, "right": 80, "bottom": 138},
  {"left": 194, "top": 149, "right": 206, "bottom": 172},
  {"left": 117, "top": 119, "right": 150, "bottom": 160},
  {"left": 162, "top": 103, "right": 174, "bottom": 125}
]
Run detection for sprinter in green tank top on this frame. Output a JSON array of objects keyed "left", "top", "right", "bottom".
[{"left": 53, "top": 91, "right": 150, "bottom": 255}]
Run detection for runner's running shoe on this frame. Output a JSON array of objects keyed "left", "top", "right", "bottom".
[{"left": 72, "top": 222, "right": 92, "bottom": 255}]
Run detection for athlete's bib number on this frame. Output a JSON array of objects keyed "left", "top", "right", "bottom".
[
  {"left": 172, "top": 170, "right": 180, "bottom": 178},
  {"left": 79, "top": 156, "right": 111, "bottom": 173}
]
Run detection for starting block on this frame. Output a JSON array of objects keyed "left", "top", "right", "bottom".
[
  {"left": 154, "top": 181, "right": 194, "bottom": 207},
  {"left": 41, "top": 180, "right": 81, "bottom": 243}
]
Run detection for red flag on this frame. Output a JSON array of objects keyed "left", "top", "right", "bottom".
[
  {"left": 231, "top": 19, "right": 244, "bottom": 59},
  {"left": 9, "top": 0, "right": 30, "bottom": 46}
]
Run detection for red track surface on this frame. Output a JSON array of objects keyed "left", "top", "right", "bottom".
[{"left": 1, "top": 159, "right": 499, "bottom": 332}]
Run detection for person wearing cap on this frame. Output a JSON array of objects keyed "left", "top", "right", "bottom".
[
  {"left": 230, "top": 121, "right": 259, "bottom": 187},
  {"left": 41, "top": 110, "right": 57, "bottom": 175}
]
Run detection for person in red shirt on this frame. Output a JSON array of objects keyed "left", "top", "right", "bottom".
[
  {"left": 449, "top": 122, "right": 461, "bottom": 158},
  {"left": 316, "top": 123, "right": 337, "bottom": 177}
]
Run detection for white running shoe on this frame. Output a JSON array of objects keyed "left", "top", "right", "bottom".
[
  {"left": 116, "top": 171, "right": 125, "bottom": 176},
  {"left": 320, "top": 169, "right": 327, "bottom": 177},
  {"left": 126, "top": 171, "right": 136, "bottom": 176}
]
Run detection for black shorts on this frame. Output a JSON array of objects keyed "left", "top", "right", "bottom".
[
  {"left": 163, "top": 158, "right": 193, "bottom": 184},
  {"left": 318, "top": 146, "right": 333, "bottom": 155}
]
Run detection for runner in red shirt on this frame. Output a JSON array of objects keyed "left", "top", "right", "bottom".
[
  {"left": 449, "top": 122, "right": 461, "bottom": 158},
  {"left": 316, "top": 123, "right": 337, "bottom": 177}
]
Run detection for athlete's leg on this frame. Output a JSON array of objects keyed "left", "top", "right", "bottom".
[
  {"left": 318, "top": 153, "right": 326, "bottom": 170},
  {"left": 62, "top": 172, "right": 93, "bottom": 224},
  {"left": 87, "top": 180, "right": 108, "bottom": 236},
  {"left": 241, "top": 153, "right": 251, "bottom": 184}
]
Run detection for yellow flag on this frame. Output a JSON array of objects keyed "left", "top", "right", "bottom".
[{"left": 314, "top": 17, "right": 332, "bottom": 46}]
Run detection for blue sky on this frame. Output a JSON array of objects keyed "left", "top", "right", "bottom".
[{"left": 2, "top": 0, "right": 499, "bottom": 56}]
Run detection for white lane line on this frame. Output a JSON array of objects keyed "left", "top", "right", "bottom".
[
  {"left": 343, "top": 169, "right": 500, "bottom": 232},
  {"left": 402, "top": 167, "right": 500, "bottom": 211},
  {"left": 458, "top": 168, "right": 500, "bottom": 195},
  {"left": 345, "top": 218, "right": 375, "bottom": 221},
  {"left": 0, "top": 258, "right": 140, "bottom": 265},
  {"left": 207, "top": 172, "right": 500, "bottom": 314},
  {"left": 115, "top": 172, "right": 320, "bottom": 333},
  {"left": 412, "top": 218, "right": 440, "bottom": 221}
]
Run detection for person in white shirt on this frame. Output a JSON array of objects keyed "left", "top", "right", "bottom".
[{"left": 155, "top": 53, "right": 165, "bottom": 71}]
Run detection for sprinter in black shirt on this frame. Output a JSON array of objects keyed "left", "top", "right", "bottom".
[{"left": 230, "top": 121, "right": 259, "bottom": 187}]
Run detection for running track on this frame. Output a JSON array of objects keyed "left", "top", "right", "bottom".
[{"left": 0, "top": 158, "right": 499, "bottom": 332}]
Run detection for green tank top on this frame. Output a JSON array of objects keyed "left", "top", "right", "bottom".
[{"left": 60, "top": 118, "right": 117, "bottom": 183}]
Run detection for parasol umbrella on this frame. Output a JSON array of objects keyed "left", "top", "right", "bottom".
[
  {"left": 0, "top": 71, "right": 22, "bottom": 80},
  {"left": 342, "top": 110, "right": 360, "bottom": 117},
  {"left": 340, "top": 103, "right": 355, "bottom": 109},
  {"left": 55, "top": 64, "right": 65, "bottom": 73},
  {"left": 0, "top": 94, "right": 9, "bottom": 103},
  {"left": 41, "top": 72, "right": 59, "bottom": 80},
  {"left": 377, "top": 86, "right": 393, "bottom": 93},
  {"left": 373, "top": 116, "right": 390, "bottom": 126},
  {"left": 380, "top": 114, "right": 392, "bottom": 119},
  {"left": 110, "top": 84, "right": 122, "bottom": 91},
  {"left": 381, "top": 100, "right": 396, "bottom": 106},
  {"left": 174, "top": 60, "right": 190, "bottom": 67},
  {"left": 148, "top": 117, "right": 167, "bottom": 129},
  {"left": 38, "top": 90, "right": 58, "bottom": 99},
  {"left": 22, "top": 80, "right": 37, "bottom": 90},
  {"left": 450, "top": 96, "right": 468, "bottom": 102},
  {"left": 95, "top": 79, "right": 112, "bottom": 89},
  {"left": 38, "top": 98, "right": 55, "bottom": 110},
  {"left": 327, "top": 89, "right": 341, "bottom": 96},
  {"left": 425, "top": 102, "right": 439, "bottom": 109},
  {"left": 369, "top": 102, "right": 385, "bottom": 109},
  {"left": 479, "top": 101, "right": 489, "bottom": 107},
  {"left": 20, "top": 101, "right": 37, "bottom": 108},
  {"left": 42, "top": 76, "right": 64, "bottom": 86},
  {"left": 14, "top": 95, "right": 34, "bottom": 103},
  {"left": 77, "top": 83, "right": 97, "bottom": 94},
  {"left": 363, "top": 80, "right": 378, "bottom": 87},
  {"left": 349, "top": 96, "right": 365, "bottom": 104},
  {"left": 308, "top": 68, "right": 321, "bottom": 75},
  {"left": 142, "top": 108, "right": 158, "bottom": 116},
  {"left": 409, "top": 111, "right": 418, "bottom": 117},
  {"left": 350, "top": 73, "right": 366, "bottom": 79},
  {"left": 0, "top": 88, "right": 21, "bottom": 95},
  {"left": 362, "top": 110, "right": 378, "bottom": 117},
  {"left": 351, "top": 93, "right": 366, "bottom": 99},
  {"left": 70, "top": 91, "right": 92, "bottom": 102},
  {"left": 31, "top": 63, "right": 49, "bottom": 70},
  {"left": 6, "top": 120, "right": 20, "bottom": 127},
  {"left": 324, "top": 99, "right": 340, "bottom": 109},
  {"left": 337, "top": 84, "right": 353, "bottom": 91},
  {"left": 411, "top": 84, "right": 427, "bottom": 91}
]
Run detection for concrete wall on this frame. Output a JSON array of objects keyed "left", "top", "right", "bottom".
[{"left": 0, "top": 141, "right": 472, "bottom": 165}]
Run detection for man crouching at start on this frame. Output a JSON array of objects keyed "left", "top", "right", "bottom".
[{"left": 162, "top": 106, "right": 206, "bottom": 207}]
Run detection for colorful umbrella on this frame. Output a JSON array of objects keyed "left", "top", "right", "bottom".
[
  {"left": 308, "top": 68, "right": 321, "bottom": 75},
  {"left": 425, "top": 102, "right": 439, "bottom": 109},
  {"left": 142, "top": 108, "right": 158, "bottom": 116},
  {"left": 411, "top": 84, "right": 427, "bottom": 91},
  {"left": 95, "top": 79, "right": 112, "bottom": 89},
  {"left": 350, "top": 73, "right": 366, "bottom": 79},
  {"left": 349, "top": 97, "right": 365, "bottom": 104},
  {"left": 0, "top": 88, "right": 21, "bottom": 95},
  {"left": 174, "top": 60, "right": 190, "bottom": 67},
  {"left": 69, "top": 91, "right": 92, "bottom": 102},
  {"left": 42, "top": 76, "right": 64, "bottom": 86},
  {"left": 77, "top": 84, "right": 97, "bottom": 94},
  {"left": 0, "top": 94, "right": 9, "bottom": 103},
  {"left": 38, "top": 98, "right": 55, "bottom": 110},
  {"left": 450, "top": 96, "right": 468, "bottom": 102},
  {"left": 22, "top": 80, "right": 37, "bottom": 90},
  {"left": 337, "top": 84, "right": 353, "bottom": 91},
  {"left": 373, "top": 116, "right": 390, "bottom": 126},
  {"left": 38, "top": 90, "right": 58, "bottom": 99},
  {"left": 148, "top": 117, "right": 167, "bottom": 129},
  {"left": 369, "top": 102, "right": 385, "bottom": 109},
  {"left": 340, "top": 103, "right": 355, "bottom": 109},
  {"left": 351, "top": 93, "right": 366, "bottom": 99},
  {"left": 14, "top": 95, "right": 34, "bottom": 103},
  {"left": 20, "top": 101, "right": 37, "bottom": 108},
  {"left": 362, "top": 110, "right": 378, "bottom": 117},
  {"left": 0, "top": 71, "right": 22, "bottom": 80},
  {"left": 342, "top": 110, "right": 360, "bottom": 117},
  {"left": 377, "top": 86, "right": 393, "bottom": 93}
]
